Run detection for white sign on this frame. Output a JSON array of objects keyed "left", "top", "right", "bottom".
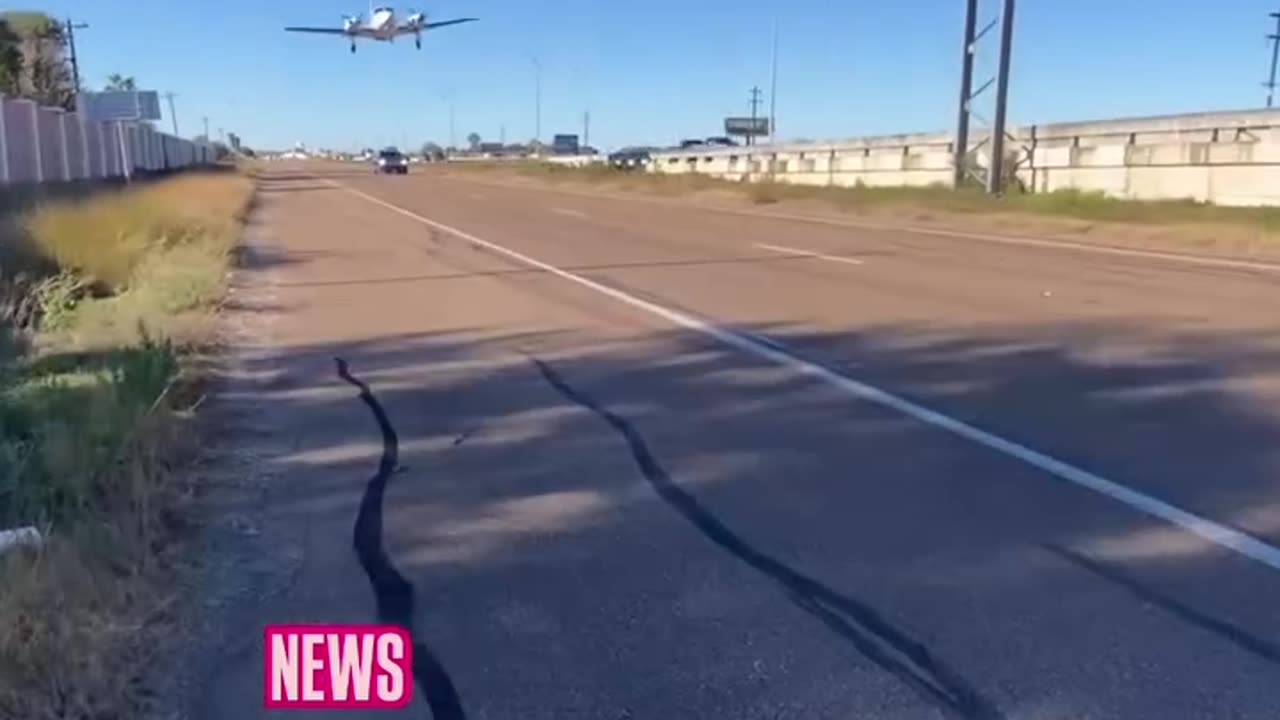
[{"left": 76, "top": 91, "right": 162, "bottom": 122}]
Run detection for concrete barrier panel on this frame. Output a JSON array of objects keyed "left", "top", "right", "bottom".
[
  {"left": 103, "top": 122, "right": 122, "bottom": 177},
  {"left": 63, "top": 113, "right": 86, "bottom": 180},
  {"left": 3, "top": 99, "right": 39, "bottom": 183},
  {"left": 1206, "top": 165, "right": 1280, "bottom": 206},
  {"left": 85, "top": 121, "right": 104, "bottom": 178},
  {"left": 38, "top": 107, "right": 65, "bottom": 181}
]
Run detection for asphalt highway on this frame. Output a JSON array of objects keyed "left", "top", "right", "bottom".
[{"left": 197, "top": 163, "right": 1280, "bottom": 720}]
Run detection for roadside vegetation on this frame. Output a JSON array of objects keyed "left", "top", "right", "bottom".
[
  {"left": 454, "top": 161, "right": 1280, "bottom": 257},
  {"left": 0, "top": 171, "right": 253, "bottom": 718}
]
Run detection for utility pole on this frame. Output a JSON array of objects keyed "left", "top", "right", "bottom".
[
  {"left": 583, "top": 110, "right": 590, "bottom": 150},
  {"left": 64, "top": 19, "right": 89, "bottom": 94},
  {"left": 987, "top": 0, "right": 1016, "bottom": 195},
  {"left": 1267, "top": 10, "right": 1280, "bottom": 108},
  {"left": 768, "top": 19, "right": 779, "bottom": 145},
  {"left": 164, "top": 92, "right": 180, "bottom": 136},
  {"left": 500, "top": 123, "right": 506, "bottom": 145},
  {"left": 748, "top": 86, "right": 763, "bottom": 147},
  {"left": 953, "top": 0, "right": 978, "bottom": 187},
  {"left": 955, "top": 0, "right": 1017, "bottom": 194},
  {"left": 202, "top": 116, "right": 209, "bottom": 141}
]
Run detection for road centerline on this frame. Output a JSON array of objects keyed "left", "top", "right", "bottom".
[
  {"left": 756, "top": 242, "right": 866, "bottom": 266},
  {"left": 330, "top": 178, "right": 1280, "bottom": 574}
]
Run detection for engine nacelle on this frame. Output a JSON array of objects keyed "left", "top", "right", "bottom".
[
  {"left": 406, "top": 12, "right": 426, "bottom": 29},
  {"left": 342, "top": 16, "right": 359, "bottom": 31}
]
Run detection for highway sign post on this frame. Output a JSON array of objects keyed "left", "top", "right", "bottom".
[{"left": 725, "top": 117, "right": 770, "bottom": 145}]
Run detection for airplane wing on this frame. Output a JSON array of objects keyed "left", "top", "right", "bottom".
[
  {"left": 284, "top": 26, "right": 351, "bottom": 34},
  {"left": 422, "top": 18, "right": 479, "bottom": 30}
]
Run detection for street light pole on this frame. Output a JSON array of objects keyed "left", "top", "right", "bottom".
[
  {"left": 768, "top": 19, "right": 779, "bottom": 145},
  {"left": 531, "top": 56, "right": 543, "bottom": 147},
  {"left": 164, "top": 92, "right": 180, "bottom": 136}
]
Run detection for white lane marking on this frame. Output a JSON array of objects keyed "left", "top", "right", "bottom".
[
  {"left": 550, "top": 207, "right": 589, "bottom": 219},
  {"left": 756, "top": 242, "right": 865, "bottom": 266},
  {"left": 331, "top": 179, "right": 1280, "bottom": 572},
  {"left": 455, "top": 176, "right": 1280, "bottom": 275}
]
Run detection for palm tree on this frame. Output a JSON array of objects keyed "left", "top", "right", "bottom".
[{"left": 104, "top": 73, "right": 136, "bottom": 91}]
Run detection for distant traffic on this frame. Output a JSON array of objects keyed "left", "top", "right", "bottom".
[{"left": 285, "top": 6, "right": 477, "bottom": 53}]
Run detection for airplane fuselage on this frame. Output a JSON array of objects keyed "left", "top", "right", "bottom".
[{"left": 351, "top": 8, "right": 404, "bottom": 41}]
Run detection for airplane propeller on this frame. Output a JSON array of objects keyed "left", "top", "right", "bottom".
[{"left": 407, "top": 9, "right": 426, "bottom": 49}]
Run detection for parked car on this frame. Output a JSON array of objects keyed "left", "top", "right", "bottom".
[{"left": 375, "top": 148, "right": 409, "bottom": 174}]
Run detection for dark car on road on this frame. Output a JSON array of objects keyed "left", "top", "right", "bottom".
[
  {"left": 608, "top": 147, "right": 653, "bottom": 170},
  {"left": 375, "top": 148, "right": 409, "bottom": 174}
]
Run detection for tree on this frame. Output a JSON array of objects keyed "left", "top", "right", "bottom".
[
  {"left": 104, "top": 73, "right": 136, "bottom": 91},
  {"left": 0, "top": 11, "right": 73, "bottom": 108},
  {"left": 467, "top": 132, "right": 482, "bottom": 151},
  {"left": 0, "top": 19, "right": 22, "bottom": 97}
]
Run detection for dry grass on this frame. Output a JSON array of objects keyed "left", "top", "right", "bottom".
[
  {"left": 23, "top": 173, "right": 251, "bottom": 294},
  {"left": 0, "top": 170, "right": 253, "bottom": 719}
]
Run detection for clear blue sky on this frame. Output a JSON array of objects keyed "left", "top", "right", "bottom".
[{"left": 41, "top": 0, "right": 1280, "bottom": 151}]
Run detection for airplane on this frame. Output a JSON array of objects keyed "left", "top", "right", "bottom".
[{"left": 285, "top": 6, "right": 477, "bottom": 53}]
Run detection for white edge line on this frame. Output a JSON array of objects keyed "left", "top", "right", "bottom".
[
  {"left": 331, "top": 179, "right": 1280, "bottom": 572},
  {"left": 550, "top": 207, "right": 589, "bottom": 219},
  {"left": 757, "top": 242, "right": 865, "bottom": 266}
]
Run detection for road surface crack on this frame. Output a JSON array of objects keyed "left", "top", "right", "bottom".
[
  {"left": 531, "top": 356, "right": 1001, "bottom": 720},
  {"left": 337, "top": 358, "right": 467, "bottom": 720}
]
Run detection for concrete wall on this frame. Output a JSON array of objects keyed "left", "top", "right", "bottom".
[
  {"left": 650, "top": 109, "right": 1280, "bottom": 206},
  {"left": 0, "top": 94, "right": 212, "bottom": 186}
]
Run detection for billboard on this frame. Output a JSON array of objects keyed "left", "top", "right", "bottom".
[
  {"left": 724, "top": 117, "right": 770, "bottom": 137},
  {"left": 76, "top": 91, "right": 162, "bottom": 122},
  {"left": 552, "top": 134, "right": 580, "bottom": 155}
]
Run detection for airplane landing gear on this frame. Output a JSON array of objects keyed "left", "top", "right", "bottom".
[
  {"left": 415, "top": 34, "right": 422, "bottom": 50},
  {"left": 350, "top": 41, "right": 356, "bottom": 53}
]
